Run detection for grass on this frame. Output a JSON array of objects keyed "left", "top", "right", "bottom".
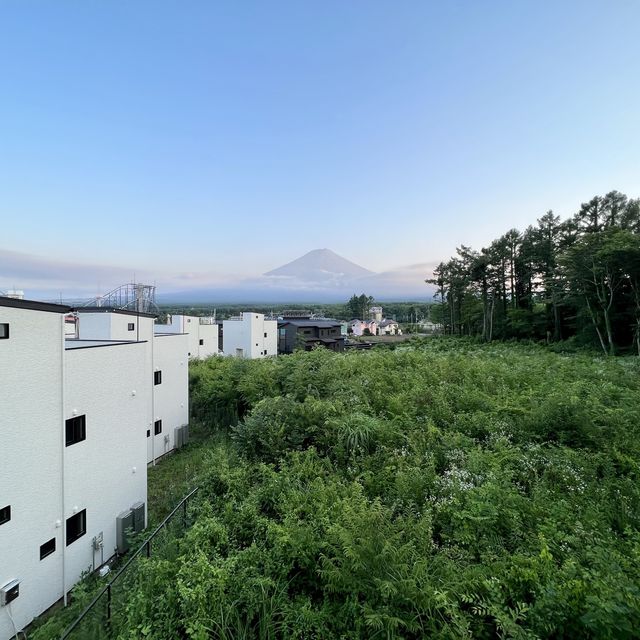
[{"left": 146, "top": 421, "right": 220, "bottom": 522}]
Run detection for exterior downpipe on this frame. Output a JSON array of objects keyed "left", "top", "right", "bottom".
[
  {"left": 60, "top": 314, "right": 67, "bottom": 606},
  {"left": 150, "top": 319, "right": 155, "bottom": 466}
]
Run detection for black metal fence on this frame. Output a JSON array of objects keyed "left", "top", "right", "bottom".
[{"left": 60, "top": 487, "right": 199, "bottom": 639}]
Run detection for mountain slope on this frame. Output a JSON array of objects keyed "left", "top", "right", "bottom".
[{"left": 264, "top": 249, "right": 374, "bottom": 283}]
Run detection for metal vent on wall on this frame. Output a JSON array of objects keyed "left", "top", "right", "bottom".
[{"left": 0, "top": 579, "right": 19, "bottom": 606}]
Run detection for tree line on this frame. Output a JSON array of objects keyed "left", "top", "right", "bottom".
[{"left": 427, "top": 191, "right": 640, "bottom": 354}]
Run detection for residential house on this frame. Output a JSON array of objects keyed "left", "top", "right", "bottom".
[
  {"left": 222, "top": 312, "right": 277, "bottom": 358},
  {"left": 348, "top": 319, "right": 379, "bottom": 336},
  {"left": 379, "top": 319, "right": 402, "bottom": 335},
  {"left": 277, "top": 319, "right": 345, "bottom": 354}
]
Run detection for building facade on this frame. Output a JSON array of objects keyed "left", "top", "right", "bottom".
[
  {"left": 0, "top": 297, "right": 191, "bottom": 639},
  {"left": 222, "top": 312, "right": 277, "bottom": 358},
  {"left": 0, "top": 298, "right": 149, "bottom": 640},
  {"left": 154, "top": 314, "right": 219, "bottom": 359},
  {"left": 277, "top": 320, "right": 346, "bottom": 354}
]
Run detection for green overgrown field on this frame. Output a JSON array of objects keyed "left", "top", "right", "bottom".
[{"left": 37, "top": 339, "right": 640, "bottom": 639}]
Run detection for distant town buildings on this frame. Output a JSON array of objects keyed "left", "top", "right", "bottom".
[{"left": 347, "top": 307, "right": 403, "bottom": 336}]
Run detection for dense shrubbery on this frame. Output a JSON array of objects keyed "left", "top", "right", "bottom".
[
  {"left": 169, "top": 341, "right": 640, "bottom": 638},
  {"left": 43, "top": 340, "right": 640, "bottom": 638}
]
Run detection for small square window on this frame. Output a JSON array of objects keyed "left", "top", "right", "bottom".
[
  {"left": 66, "top": 510, "right": 86, "bottom": 546},
  {"left": 40, "top": 538, "right": 56, "bottom": 560},
  {"left": 0, "top": 505, "right": 10, "bottom": 525},
  {"left": 65, "top": 415, "right": 86, "bottom": 447},
  {"left": 0, "top": 323, "right": 9, "bottom": 339},
  {"left": 199, "top": 339, "right": 204, "bottom": 345},
  {"left": 128, "top": 323, "right": 135, "bottom": 331},
  {"left": 154, "top": 370, "right": 162, "bottom": 385},
  {"left": 154, "top": 420, "right": 162, "bottom": 435}
]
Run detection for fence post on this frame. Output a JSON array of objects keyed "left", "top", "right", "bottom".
[
  {"left": 183, "top": 497, "right": 187, "bottom": 529},
  {"left": 107, "top": 583, "right": 112, "bottom": 624}
]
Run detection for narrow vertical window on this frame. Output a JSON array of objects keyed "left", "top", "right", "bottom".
[
  {"left": 0, "top": 505, "right": 10, "bottom": 525},
  {"left": 0, "top": 323, "right": 9, "bottom": 339},
  {"left": 65, "top": 415, "right": 86, "bottom": 446},
  {"left": 154, "top": 370, "right": 162, "bottom": 385},
  {"left": 154, "top": 420, "right": 162, "bottom": 435}
]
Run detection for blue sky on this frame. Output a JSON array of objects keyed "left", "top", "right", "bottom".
[{"left": 1, "top": 1, "right": 639, "bottom": 298}]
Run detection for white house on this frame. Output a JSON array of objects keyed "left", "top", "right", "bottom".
[
  {"left": 222, "top": 312, "right": 277, "bottom": 358},
  {"left": 154, "top": 314, "right": 219, "bottom": 359},
  {"left": 0, "top": 297, "right": 149, "bottom": 640},
  {"left": 379, "top": 319, "right": 402, "bottom": 335}
]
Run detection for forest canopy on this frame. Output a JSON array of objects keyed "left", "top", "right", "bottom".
[{"left": 427, "top": 192, "right": 640, "bottom": 355}]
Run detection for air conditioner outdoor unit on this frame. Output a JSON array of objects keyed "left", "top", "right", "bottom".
[
  {"left": 116, "top": 510, "right": 134, "bottom": 554},
  {"left": 174, "top": 426, "right": 184, "bottom": 449},
  {"left": 131, "top": 501, "right": 146, "bottom": 533}
]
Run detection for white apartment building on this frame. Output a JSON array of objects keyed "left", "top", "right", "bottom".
[
  {"left": 222, "top": 312, "right": 277, "bottom": 358},
  {"left": 74, "top": 307, "right": 190, "bottom": 465},
  {"left": 0, "top": 297, "right": 191, "bottom": 639},
  {"left": 154, "top": 314, "right": 219, "bottom": 359},
  {"left": 0, "top": 298, "right": 148, "bottom": 640}
]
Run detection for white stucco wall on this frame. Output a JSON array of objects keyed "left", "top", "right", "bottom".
[
  {"left": 1, "top": 303, "right": 189, "bottom": 639},
  {"left": 197, "top": 323, "right": 219, "bottom": 358},
  {"left": 150, "top": 334, "right": 189, "bottom": 463},
  {"left": 155, "top": 315, "right": 218, "bottom": 359},
  {"left": 77, "top": 311, "right": 155, "bottom": 343},
  {"left": 0, "top": 306, "right": 64, "bottom": 640},
  {"left": 63, "top": 343, "right": 148, "bottom": 590}
]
